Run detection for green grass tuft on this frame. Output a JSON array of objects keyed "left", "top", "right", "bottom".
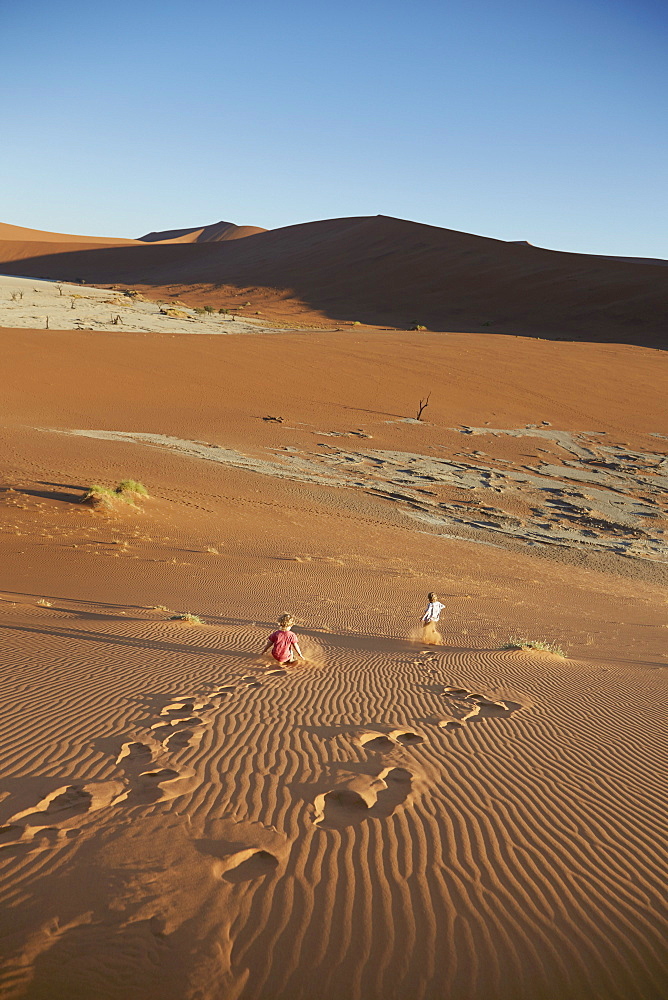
[
  {"left": 116, "top": 479, "right": 148, "bottom": 497},
  {"left": 82, "top": 480, "right": 149, "bottom": 509}
]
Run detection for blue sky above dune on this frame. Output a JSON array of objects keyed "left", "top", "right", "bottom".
[{"left": 1, "top": 0, "right": 666, "bottom": 257}]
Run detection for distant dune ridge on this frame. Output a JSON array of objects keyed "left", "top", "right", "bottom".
[
  {"left": 0, "top": 214, "right": 666, "bottom": 345},
  {"left": 0, "top": 221, "right": 141, "bottom": 245},
  {"left": 137, "top": 220, "right": 267, "bottom": 244}
]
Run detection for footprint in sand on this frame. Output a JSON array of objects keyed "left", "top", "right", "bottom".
[
  {"left": 196, "top": 818, "right": 286, "bottom": 882},
  {"left": 1, "top": 779, "right": 126, "bottom": 845},
  {"left": 391, "top": 730, "right": 425, "bottom": 745},
  {"left": 116, "top": 740, "right": 194, "bottom": 804},
  {"left": 439, "top": 689, "right": 523, "bottom": 727},
  {"left": 437, "top": 719, "right": 465, "bottom": 731},
  {"left": 1, "top": 702, "right": 206, "bottom": 848},
  {"left": 358, "top": 729, "right": 425, "bottom": 752},
  {"left": 358, "top": 733, "right": 396, "bottom": 752},
  {"left": 313, "top": 766, "right": 414, "bottom": 829},
  {"left": 149, "top": 716, "right": 205, "bottom": 746},
  {"left": 462, "top": 699, "right": 522, "bottom": 722},
  {"left": 163, "top": 728, "right": 198, "bottom": 751},
  {"left": 160, "top": 700, "right": 196, "bottom": 718},
  {"left": 443, "top": 687, "right": 471, "bottom": 698},
  {"left": 217, "top": 848, "right": 280, "bottom": 882}
]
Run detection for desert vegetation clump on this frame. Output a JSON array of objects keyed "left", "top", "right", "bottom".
[
  {"left": 116, "top": 479, "right": 149, "bottom": 497},
  {"left": 502, "top": 639, "right": 567, "bottom": 657},
  {"left": 81, "top": 480, "right": 149, "bottom": 510},
  {"left": 159, "top": 306, "right": 188, "bottom": 318},
  {"left": 169, "top": 612, "right": 204, "bottom": 625}
]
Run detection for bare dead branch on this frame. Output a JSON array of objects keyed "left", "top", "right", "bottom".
[{"left": 416, "top": 391, "right": 431, "bottom": 420}]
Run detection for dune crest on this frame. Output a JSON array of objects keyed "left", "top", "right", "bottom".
[
  {"left": 1, "top": 214, "right": 666, "bottom": 344},
  {"left": 138, "top": 220, "right": 266, "bottom": 243}
]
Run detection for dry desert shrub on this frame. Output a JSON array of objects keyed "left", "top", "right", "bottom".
[
  {"left": 170, "top": 612, "right": 204, "bottom": 625},
  {"left": 159, "top": 307, "right": 188, "bottom": 318},
  {"left": 502, "top": 639, "right": 567, "bottom": 657}
]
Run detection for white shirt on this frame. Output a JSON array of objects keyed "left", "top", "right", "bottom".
[{"left": 422, "top": 601, "right": 445, "bottom": 623}]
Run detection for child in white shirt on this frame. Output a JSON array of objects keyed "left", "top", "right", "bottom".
[{"left": 421, "top": 592, "right": 445, "bottom": 643}]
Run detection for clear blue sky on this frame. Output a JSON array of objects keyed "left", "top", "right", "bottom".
[{"left": 1, "top": 0, "right": 666, "bottom": 257}]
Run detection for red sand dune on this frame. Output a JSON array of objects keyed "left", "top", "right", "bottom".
[
  {"left": 1, "top": 215, "right": 666, "bottom": 345},
  {"left": 0, "top": 321, "right": 666, "bottom": 999},
  {"left": 0, "top": 221, "right": 141, "bottom": 245},
  {"left": 138, "top": 220, "right": 266, "bottom": 243}
]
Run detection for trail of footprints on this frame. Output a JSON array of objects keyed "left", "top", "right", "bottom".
[
  {"left": 1, "top": 652, "right": 524, "bottom": 854},
  {"left": 0, "top": 677, "right": 285, "bottom": 878},
  {"left": 313, "top": 649, "right": 523, "bottom": 829}
]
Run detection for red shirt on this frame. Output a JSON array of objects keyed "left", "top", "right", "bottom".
[{"left": 268, "top": 629, "right": 297, "bottom": 662}]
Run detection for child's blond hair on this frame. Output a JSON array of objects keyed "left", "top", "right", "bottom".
[{"left": 278, "top": 614, "right": 294, "bottom": 629}]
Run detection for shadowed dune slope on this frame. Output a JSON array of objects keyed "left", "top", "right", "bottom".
[
  {"left": 1, "top": 215, "right": 666, "bottom": 345},
  {"left": 138, "top": 220, "right": 266, "bottom": 243}
]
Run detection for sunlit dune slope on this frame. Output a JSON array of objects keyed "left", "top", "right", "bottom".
[
  {"left": 138, "top": 220, "right": 266, "bottom": 243},
  {"left": 1, "top": 215, "right": 666, "bottom": 344},
  {"left": 0, "top": 221, "right": 141, "bottom": 245},
  {"left": 0, "top": 321, "right": 667, "bottom": 999}
]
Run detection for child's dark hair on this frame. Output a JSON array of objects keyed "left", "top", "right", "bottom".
[{"left": 428, "top": 592, "right": 437, "bottom": 601}]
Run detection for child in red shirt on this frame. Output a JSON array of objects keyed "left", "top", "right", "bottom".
[{"left": 262, "top": 614, "right": 303, "bottom": 665}]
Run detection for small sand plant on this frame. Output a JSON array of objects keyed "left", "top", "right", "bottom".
[
  {"left": 36, "top": 598, "right": 53, "bottom": 607},
  {"left": 502, "top": 639, "right": 567, "bottom": 657},
  {"left": 116, "top": 479, "right": 148, "bottom": 497},
  {"left": 81, "top": 480, "right": 149, "bottom": 509},
  {"left": 170, "top": 612, "right": 204, "bottom": 624},
  {"left": 159, "top": 306, "right": 188, "bottom": 318}
]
